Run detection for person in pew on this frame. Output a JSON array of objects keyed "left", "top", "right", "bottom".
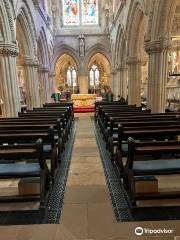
[
  {"left": 118, "top": 95, "right": 126, "bottom": 104},
  {"left": 51, "top": 92, "right": 61, "bottom": 103}
]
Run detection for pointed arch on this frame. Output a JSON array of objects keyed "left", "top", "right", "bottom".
[
  {"left": 0, "top": 0, "right": 16, "bottom": 42},
  {"left": 84, "top": 43, "right": 112, "bottom": 72},
  {"left": 16, "top": 1, "right": 37, "bottom": 58},
  {"left": 114, "top": 25, "right": 127, "bottom": 67},
  {"left": 126, "top": 0, "right": 147, "bottom": 59},
  {"left": 50, "top": 44, "right": 81, "bottom": 73},
  {"left": 38, "top": 27, "right": 50, "bottom": 68},
  {"left": 147, "top": 0, "right": 177, "bottom": 41}
]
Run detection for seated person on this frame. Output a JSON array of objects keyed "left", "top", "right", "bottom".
[
  {"left": 51, "top": 92, "right": 61, "bottom": 102},
  {"left": 118, "top": 95, "right": 126, "bottom": 103}
]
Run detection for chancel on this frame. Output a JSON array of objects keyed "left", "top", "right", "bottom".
[{"left": 0, "top": 0, "right": 180, "bottom": 239}]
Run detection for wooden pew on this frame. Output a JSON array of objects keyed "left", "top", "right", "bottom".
[
  {"left": 0, "top": 118, "right": 67, "bottom": 150},
  {"left": 107, "top": 117, "right": 180, "bottom": 150},
  {"left": 115, "top": 125, "right": 180, "bottom": 175},
  {"left": 43, "top": 102, "right": 74, "bottom": 120},
  {"left": 0, "top": 127, "right": 59, "bottom": 180},
  {"left": 95, "top": 101, "right": 129, "bottom": 118},
  {"left": 101, "top": 113, "right": 180, "bottom": 143},
  {"left": 100, "top": 112, "right": 180, "bottom": 136},
  {"left": 18, "top": 112, "right": 71, "bottom": 140},
  {"left": 32, "top": 107, "right": 73, "bottom": 122},
  {"left": 98, "top": 110, "right": 151, "bottom": 137},
  {"left": 31, "top": 108, "right": 73, "bottom": 131},
  {"left": 0, "top": 138, "right": 50, "bottom": 210},
  {"left": 125, "top": 138, "right": 180, "bottom": 207}
]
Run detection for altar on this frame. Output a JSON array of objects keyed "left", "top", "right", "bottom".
[{"left": 71, "top": 94, "right": 97, "bottom": 112}]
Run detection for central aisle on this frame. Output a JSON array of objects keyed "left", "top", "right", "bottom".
[{"left": 60, "top": 113, "right": 117, "bottom": 239}]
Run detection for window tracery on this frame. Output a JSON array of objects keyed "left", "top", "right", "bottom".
[{"left": 62, "top": 0, "right": 98, "bottom": 26}]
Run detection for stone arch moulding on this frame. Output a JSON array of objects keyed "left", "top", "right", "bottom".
[
  {"left": 50, "top": 44, "right": 81, "bottom": 74},
  {"left": 0, "top": 0, "right": 16, "bottom": 43},
  {"left": 38, "top": 27, "right": 50, "bottom": 68},
  {"left": 126, "top": 0, "right": 146, "bottom": 59},
  {"left": 114, "top": 25, "right": 127, "bottom": 68},
  {"left": 16, "top": 1, "right": 37, "bottom": 59},
  {"left": 84, "top": 43, "right": 112, "bottom": 72},
  {"left": 147, "top": 0, "right": 177, "bottom": 42}
]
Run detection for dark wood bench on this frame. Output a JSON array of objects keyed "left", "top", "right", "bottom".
[
  {"left": 100, "top": 112, "right": 180, "bottom": 132},
  {"left": 32, "top": 107, "right": 73, "bottom": 122},
  {"left": 125, "top": 138, "right": 180, "bottom": 207},
  {"left": 0, "top": 127, "right": 59, "bottom": 180},
  {"left": 18, "top": 112, "right": 71, "bottom": 140},
  {"left": 98, "top": 110, "right": 152, "bottom": 137},
  {"left": 0, "top": 118, "right": 67, "bottom": 150},
  {"left": 95, "top": 102, "right": 130, "bottom": 118},
  {"left": 115, "top": 125, "right": 180, "bottom": 175},
  {"left": 107, "top": 118, "right": 180, "bottom": 150},
  {"left": 100, "top": 113, "right": 180, "bottom": 143},
  {"left": 43, "top": 102, "right": 74, "bottom": 120},
  {"left": 0, "top": 138, "right": 50, "bottom": 210}
]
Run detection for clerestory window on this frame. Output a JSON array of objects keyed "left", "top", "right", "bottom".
[{"left": 62, "top": 0, "right": 99, "bottom": 26}]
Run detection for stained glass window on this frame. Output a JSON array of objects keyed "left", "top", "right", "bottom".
[
  {"left": 67, "top": 66, "right": 77, "bottom": 87},
  {"left": 89, "top": 65, "right": 100, "bottom": 87},
  {"left": 62, "top": 0, "right": 98, "bottom": 26},
  {"left": 82, "top": 0, "right": 98, "bottom": 25},
  {"left": 63, "top": 0, "right": 80, "bottom": 25}
]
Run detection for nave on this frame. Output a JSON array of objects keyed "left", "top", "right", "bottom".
[{"left": 1, "top": 0, "right": 180, "bottom": 239}]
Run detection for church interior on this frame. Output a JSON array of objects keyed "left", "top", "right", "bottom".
[{"left": 0, "top": 0, "right": 180, "bottom": 239}]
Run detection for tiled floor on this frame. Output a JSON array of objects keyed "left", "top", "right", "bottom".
[{"left": 0, "top": 113, "right": 180, "bottom": 239}]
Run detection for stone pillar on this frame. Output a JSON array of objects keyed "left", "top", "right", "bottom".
[
  {"left": 145, "top": 38, "right": 170, "bottom": 113},
  {"left": 24, "top": 56, "right": 40, "bottom": 109},
  {"left": 78, "top": 74, "right": 88, "bottom": 94},
  {"left": 49, "top": 72, "right": 56, "bottom": 101},
  {"left": 39, "top": 67, "right": 49, "bottom": 105},
  {"left": 111, "top": 70, "right": 116, "bottom": 99},
  {"left": 127, "top": 57, "right": 142, "bottom": 106},
  {"left": 0, "top": 43, "right": 21, "bottom": 117},
  {"left": 119, "top": 66, "right": 128, "bottom": 99},
  {"left": 113, "top": 68, "right": 120, "bottom": 100}
]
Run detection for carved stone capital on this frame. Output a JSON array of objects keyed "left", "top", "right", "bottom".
[
  {"left": 119, "top": 65, "right": 128, "bottom": 71},
  {"left": 0, "top": 43, "right": 19, "bottom": 57},
  {"left": 49, "top": 72, "right": 56, "bottom": 78},
  {"left": 126, "top": 56, "right": 142, "bottom": 65},
  {"left": 32, "top": 0, "right": 40, "bottom": 8},
  {"left": 111, "top": 69, "right": 116, "bottom": 75},
  {"left": 145, "top": 38, "right": 171, "bottom": 54},
  {"left": 39, "top": 67, "right": 49, "bottom": 73},
  {"left": 24, "top": 56, "right": 39, "bottom": 67}
]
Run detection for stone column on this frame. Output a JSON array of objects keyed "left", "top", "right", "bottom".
[
  {"left": 78, "top": 74, "right": 88, "bottom": 94},
  {"left": 24, "top": 56, "right": 40, "bottom": 109},
  {"left": 113, "top": 68, "right": 120, "bottom": 100},
  {"left": 127, "top": 57, "right": 142, "bottom": 106},
  {"left": 39, "top": 67, "right": 49, "bottom": 105},
  {"left": 119, "top": 66, "right": 128, "bottom": 99},
  {"left": 0, "top": 43, "right": 21, "bottom": 117},
  {"left": 145, "top": 38, "right": 170, "bottom": 113},
  {"left": 111, "top": 70, "right": 116, "bottom": 99},
  {"left": 49, "top": 72, "right": 56, "bottom": 101}
]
